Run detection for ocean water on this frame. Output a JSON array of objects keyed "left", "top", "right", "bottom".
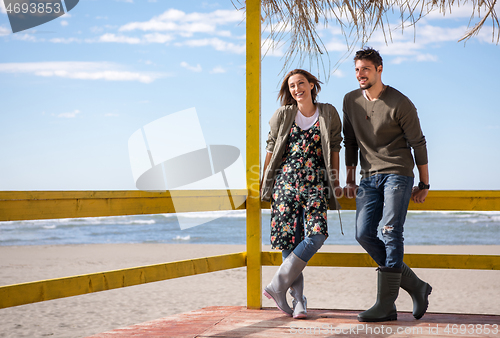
[{"left": 1, "top": 210, "right": 499, "bottom": 246}]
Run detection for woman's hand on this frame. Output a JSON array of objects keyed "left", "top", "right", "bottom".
[
  {"left": 334, "top": 185, "right": 343, "bottom": 198},
  {"left": 343, "top": 183, "right": 358, "bottom": 199}
]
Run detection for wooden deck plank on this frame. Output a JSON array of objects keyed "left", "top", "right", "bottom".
[{"left": 87, "top": 306, "right": 500, "bottom": 338}]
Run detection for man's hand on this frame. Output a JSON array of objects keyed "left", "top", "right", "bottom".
[
  {"left": 343, "top": 183, "right": 358, "bottom": 199},
  {"left": 411, "top": 186, "right": 428, "bottom": 204}
]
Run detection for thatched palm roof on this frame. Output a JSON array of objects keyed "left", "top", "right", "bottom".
[{"left": 235, "top": 0, "right": 498, "bottom": 75}]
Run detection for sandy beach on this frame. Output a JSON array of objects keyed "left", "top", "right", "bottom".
[{"left": 1, "top": 244, "right": 499, "bottom": 337}]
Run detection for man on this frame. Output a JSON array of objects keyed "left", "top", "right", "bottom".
[{"left": 343, "top": 47, "right": 432, "bottom": 322}]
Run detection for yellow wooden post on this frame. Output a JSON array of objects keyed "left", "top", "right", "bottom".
[{"left": 246, "top": 0, "right": 262, "bottom": 309}]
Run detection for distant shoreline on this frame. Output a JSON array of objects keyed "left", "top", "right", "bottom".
[{"left": 2, "top": 210, "right": 500, "bottom": 246}]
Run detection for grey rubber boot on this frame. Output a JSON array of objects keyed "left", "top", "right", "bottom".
[
  {"left": 400, "top": 263, "right": 432, "bottom": 319},
  {"left": 264, "top": 252, "right": 307, "bottom": 316},
  {"left": 357, "top": 267, "right": 402, "bottom": 322},
  {"left": 289, "top": 273, "right": 307, "bottom": 319}
]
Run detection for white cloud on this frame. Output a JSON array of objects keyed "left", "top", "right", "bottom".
[
  {"left": 99, "top": 33, "right": 141, "bottom": 44},
  {"left": 391, "top": 53, "right": 438, "bottom": 64},
  {"left": 415, "top": 53, "right": 439, "bottom": 62},
  {"left": 368, "top": 24, "right": 467, "bottom": 58},
  {"left": 210, "top": 66, "right": 226, "bottom": 74},
  {"left": 104, "top": 113, "right": 120, "bottom": 117},
  {"left": 143, "top": 32, "right": 174, "bottom": 43},
  {"left": 13, "top": 33, "right": 38, "bottom": 42},
  {"left": 391, "top": 57, "right": 408, "bottom": 65},
  {"left": 58, "top": 110, "right": 81, "bottom": 118},
  {"left": 216, "top": 30, "right": 232, "bottom": 37},
  {"left": 50, "top": 37, "right": 80, "bottom": 43},
  {"left": 316, "top": 1, "right": 499, "bottom": 64},
  {"left": 119, "top": 8, "right": 243, "bottom": 35},
  {"left": 176, "top": 37, "right": 245, "bottom": 54},
  {"left": 0, "top": 26, "right": 10, "bottom": 36},
  {"left": 331, "top": 69, "right": 345, "bottom": 78},
  {"left": 0, "top": 62, "right": 164, "bottom": 83},
  {"left": 93, "top": 33, "right": 173, "bottom": 44},
  {"left": 262, "top": 38, "right": 284, "bottom": 57},
  {"left": 325, "top": 38, "right": 349, "bottom": 52},
  {"left": 180, "top": 61, "right": 202, "bottom": 72},
  {"left": 61, "top": 20, "right": 69, "bottom": 27},
  {"left": 324, "top": 22, "right": 476, "bottom": 64},
  {"left": 42, "top": 8, "right": 246, "bottom": 55},
  {"left": 262, "top": 21, "right": 292, "bottom": 34},
  {"left": 422, "top": 2, "right": 499, "bottom": 21}
]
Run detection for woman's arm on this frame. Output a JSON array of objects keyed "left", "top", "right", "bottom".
[
  {"left": 331, "top": 151, "right": 342, "bottom": 197},
  {"left": 260, "top": 152, "right": 273, "bottom": 190}
]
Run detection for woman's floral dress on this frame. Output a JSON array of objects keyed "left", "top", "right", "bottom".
[{"left": 270, "top": 119, "right": 329, "bottom": 250}]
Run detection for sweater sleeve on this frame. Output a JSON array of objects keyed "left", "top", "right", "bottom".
[
  {"left": 265, "top": 108, "right": 283, "bottom": 153},
  {"left": 343, "top": 95, "right": 359, "bottom": 167},
  {"left": 397, "top": 97, "right": 428, "bottom": 166},
  {"left": 329, "top": 105, "right": 342, "bottom": 152}
]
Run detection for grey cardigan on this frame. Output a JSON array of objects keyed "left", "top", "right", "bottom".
[{"left": 261, "top": 103, "right": 342, "bottom": 210}]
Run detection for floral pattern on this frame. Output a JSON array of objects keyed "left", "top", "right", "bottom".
[{"left": 270, "top": 120, "right": 329, "bottom": 250}]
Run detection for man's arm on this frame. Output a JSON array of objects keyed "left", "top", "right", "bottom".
[
  {"left": 344, "top": 165, "right": 358, "bottom": 198},
  {"left": 342, "top": 96, "right": 359, "bottom": 199}
]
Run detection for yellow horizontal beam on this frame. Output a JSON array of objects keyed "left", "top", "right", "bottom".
[
  {"left": 408, "top": 190, "right": 500, "bottom": 211},
  {"left": 0, "top": 190, "right": 247, "bottom": 221},
  {"left": 262, "top": 251, "right": 500, "bottom": 270},
  {"left": 0, "top": 252, "right": 247, "bottom": 309},
  {"left": 1, "top": 190, "right": 499, "bottom": 222},
  {"left": 261, "top": 190, "right": 500, "bottom": 211}
]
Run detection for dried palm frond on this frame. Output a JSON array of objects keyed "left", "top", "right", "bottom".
[{"left": 233, "top": 0, "right": 499, "bottom": 79}]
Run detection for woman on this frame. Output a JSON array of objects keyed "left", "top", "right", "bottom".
[{"left": 261, "top": 69, "right": 342, "bottom": 319}]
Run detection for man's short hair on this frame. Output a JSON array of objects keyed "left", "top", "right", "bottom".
[{"left": 354, "top": 47, "right": 383, "bottom": 68}]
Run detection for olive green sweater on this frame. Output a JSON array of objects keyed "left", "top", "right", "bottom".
[{"left": 343, "top": 86, "right": 428, "bottom": 178}]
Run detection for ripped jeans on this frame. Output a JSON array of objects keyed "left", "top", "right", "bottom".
[
  {"left": 355, "top": 174, "right": 414, "bottom": 269},
  {"left": 282, "top": 234, "right": 326, "bottom": 262}
]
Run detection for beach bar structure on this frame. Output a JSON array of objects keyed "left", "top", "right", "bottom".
[{"left": 1, "top": 0, "right": 500, "bottom": 336}]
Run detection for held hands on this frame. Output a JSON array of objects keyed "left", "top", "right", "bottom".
[
  {"left": 343, "top": 183, "right": 358, "bottom": 199},
  {"left": 411, "top": 186, "right": 428, "bottom": 204},
  {"left": 333, "top": 185, "right": 344, "bottom": 198}
]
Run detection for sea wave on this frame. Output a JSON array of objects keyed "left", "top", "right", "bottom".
[
  {"left": 173, "top": 235, "right": 191, "bottom": 241},
  {"left": 42, "top": 225, "right": 57, "bottom": 229},
  {"left": 131, "top": 220, "right": 156, "bottom": 225},
  {"left": 172, "top": 210, "right": 247, "bottom": 219}
]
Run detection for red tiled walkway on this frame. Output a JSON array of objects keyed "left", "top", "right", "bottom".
[{"left": 87, "top": 306, "right": 500, "bottom": 337}]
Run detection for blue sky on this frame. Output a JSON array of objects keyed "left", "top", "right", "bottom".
[{"left": 0, "top": 0, "right": 499, "bottom": 191}]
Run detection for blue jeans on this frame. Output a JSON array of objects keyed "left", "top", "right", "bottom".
[
  {"left": 282, "top": 234, "right": 326, "bottom": 262},
  {"left": 355, "top": 174, "right": 414, "bottom": 269}
]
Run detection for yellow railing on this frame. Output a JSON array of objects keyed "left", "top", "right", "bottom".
[
  {"left": 0, "top": 190, "right": 247, "bottom": 221},
  {"left": 0, "top": 253, "right": 247, "bottom": 309},
  {"left": 1, "top": 190, "right": 500, "bottom": 309},
  {"left": 1, "top": 0, "right": 500, "bottom": 312}
]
